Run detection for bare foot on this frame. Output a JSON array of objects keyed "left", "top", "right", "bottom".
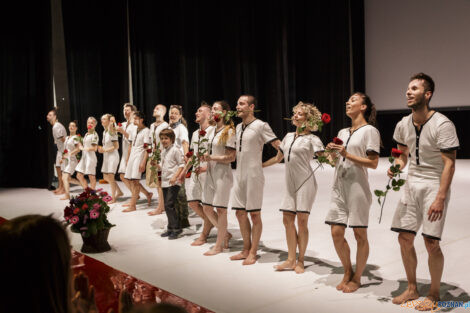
[
  {"left": 122, "top": 203, "right": 130, "bottom": 207},
  {"left": 60, "top": 195, "right": 70, "bottom": 200},
  {"left": 204, "top": 247, "right": 223, "bottom": 256},
  {"left": 274, "top": 260, "right": 296, "bottom": 271},
  {"left": 230, "top": 251, "right": 249, "bottom": 261},
  {"left": 336, "top": 273, "right": 353, "bottom": 291},
  {"left": 242, "top": 254, "right": 258, "bottom": 265},
  {"left": 343, "top": 280, "right": 361, "bottom": 293},
  {"left": 392, "top": 288, "right": 420, "bottom": 305},
  {"left": 415, "top": 296, "right": 440, "bottom": 311},
  {"left": 224, "top": 232, "right": 232, "bottom": 249},
  {"left": 191, "top": 237, "right": 207, "bottom": 246},
  {"left": 146, "top": 192, "right": 153, "bottom": 206},
  {"left": 294, "top": 261, "right": 305, "bottom": 274},
  {"left": 122, "top": 207, "right": 136, "bottom": 213},
  {"left": 147, "top": 209, "right": 164, "bottom": 216},
  {"left": 111, "top": 191, "right": 124, "bottom": 203},
  {"left": 53, "top": 188, "right": 64, "bottom": 194}
]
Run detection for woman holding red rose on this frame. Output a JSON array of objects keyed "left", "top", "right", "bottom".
[
  {"left": 76, "top": 117, "right": 99, "bottom": 190},
  {"left": 324, "top": 92, "right": 380, "bottom": 293},
  {"left": 60, "top": 120, "right": 81, "bottom": 200}
]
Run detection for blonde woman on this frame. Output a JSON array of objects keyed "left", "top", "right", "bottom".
[
  {"left": 76, "top": 117, "right": 99, "bottom": 190},
  {"left": 263, "top": 102, "right": 325, "bottom": 273},
  {"left": 60, "top": 121, "right": 81, "bottom": 200},
  {"left": 99, "top": 114, "right": 123, "bottom": 203}
]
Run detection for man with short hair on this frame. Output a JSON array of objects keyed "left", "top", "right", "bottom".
[
  {"left": 46, "top": 108, "right": 67, "bottom": 194},
  {"left": 390, "top": 73, "right": 459, "bottom": 310},
  {"left": 230, "top": 94, "right": 280, "bottom": 265}
]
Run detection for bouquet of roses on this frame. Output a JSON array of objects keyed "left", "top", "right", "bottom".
[
  {"left": 374, "top": 148, "right": 406, "bottom": 223},
  {"left": 185, "top": 129, "right": 209, "bottom": 179},
  {"left": 64, "top": 187, "right": 115, "bottom": 237}
]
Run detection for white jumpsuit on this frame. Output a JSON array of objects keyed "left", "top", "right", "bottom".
[
  {"left": 101, "top": 130, "right": 120, "bottom": 174},
  {"left": 76, "top": 132, "right": 99, "bottom": 176},
  {"left": 125, "top": 127, "right": 151, "bottom": 180},
  {"left": 171, "top": 122, "right": 189, "bottom": 156},
  {"left": 202, "top": 127, "right": 236, "bottom": 208},
  {"left": 325, "top": 125, "right": 380, "bottom": 228},
  {"left": 53, "top": 122, "right": 67, "bottom": 171},
  {"left": 186, "top": 126, "right": 214, "bottom": 202},
  {"left": 229, "top": 119, "right": 278, "bottom": 212},
  {"left": 63, "top": 135, "right": 80, "bottom": 175},
  {"left": 279, "top": 133, "right": 324, "bottom": 214},
  {"left": 391, "top": 112, "right": 459, "bottom": 240},
  {"left": 118, "top": 121, "right": 137, "bottom": 174}
]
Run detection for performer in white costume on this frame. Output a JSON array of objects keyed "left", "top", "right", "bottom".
[
  {"left": 263, "top": 102, "right": 324, "bottom": 273},
  {"left": 389, "top": 73, "right": 459, "bottom": 310},
  {"left": 46, "top": 109, "right": 66, "bottom": 195},
  {"left": 59, "top": 120, "right": 81, "bottom": 200},
  {"left": 229, "top": 95, "right": 280, "bottom": 265},
  {"left": 76, "top": 117, "right": 99, "bottom": 190}
]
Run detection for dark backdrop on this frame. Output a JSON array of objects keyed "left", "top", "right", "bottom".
[
  {"left": 129, "top": 0, "right": 365, "bottom": 157},
  {"left": 0, "top": 0, "right": 53, "bottom": 188}
]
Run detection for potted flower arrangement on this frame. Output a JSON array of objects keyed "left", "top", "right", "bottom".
[{"left": 64, "top": 187, "right": 115, "bottom": 253}]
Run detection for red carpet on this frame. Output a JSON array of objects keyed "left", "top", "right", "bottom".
[{"left": 0, "top": 217, "right": 213, "bottom": 313}]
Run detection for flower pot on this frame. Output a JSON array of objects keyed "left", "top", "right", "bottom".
[{"left": 81, "top": 228, "right": 111, "bottom": 253}]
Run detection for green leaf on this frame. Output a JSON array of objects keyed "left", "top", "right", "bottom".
[
  {"left": 389, "top": 156, "right": 394, "bottom": 163},
  {"left": 391, "top": 179, "right": 397, "bottom": 186},
  {"left": 397, "top": 179, "right": 405, "bottom": 186},
  {"left": 374, "top": 190, "right": 382, "bottom": 197},
  {"left": 386, "top": 185, "right": 391, "bottom": 190},
  {"left": 393, "top": 187, "right": 400, "bottom": 191}
]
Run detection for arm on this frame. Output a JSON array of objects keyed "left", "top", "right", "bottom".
[
  {"left": 104, "top": 141, "right": 119, "bottom": 153},
  {"left": 126, "top": 146, "right": 131, "bottom": 165},
  {"left": 262, "top": 149, "right": 283, "bottom": 168},
  {"left": 270, "top": 139, "right": 281, "bottom": 150},
  {"left": 206, "top": 148, "right": 236, "bottom": 164},
  {"left": 139, "top": 151, "right": 149, "bottom": 173},
  {"left": 70, "top": 144, "right": 81, "bottom": 156},
  {"left": 89, "top": 144, "right": 98, "bottom": 152},
  {"left": 171, "top": 166, "right": 185, "bottom": 185},
  {"left": 328, "top": 143, "right": 379, "bottom": 169},
  {"left": 387, "top": 144, "right": 409, "bottom": 178},
  {"left": 182, "top": 141, "right": 189, "bottom": 156},
  {"left": 427, "top": 151, "right": 456, "bottom": 222}
]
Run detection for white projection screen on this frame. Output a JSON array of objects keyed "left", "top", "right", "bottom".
[{"left": 364, "top": 0, "right": 470, "bottom": 111}]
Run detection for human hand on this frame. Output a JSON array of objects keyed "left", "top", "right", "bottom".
[
  {"left": 72, "top": 272, "right": 98, "bottom": 313},
  {"left": 428, "top": 198, "right": 445, "bottom": 222}
]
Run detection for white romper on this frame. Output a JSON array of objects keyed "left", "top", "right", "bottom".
[
  {"left": 53, "top": 122, "right": 67, "bottom": 170},
  {"left": 325, "top": 125, "right": 380, "bottom": 227},
  {"left": 63, "top": 135, "right": 80, "bottom": 175},
  {"left": 230, "top": 119, "right": 278, "bottom": 212},
  {"left": 125, "top": 127, "right": 151, "bottom": 180},
  {"left": 279, "top": 133, "right": 324, "bottom": 214},
  {"left": 202, "top": 127, "right": 236, "bottom": 208},
  {"left": 391, "top": 112, "right": 459, "bottom": 240},
  {"left": 149, "top": 121, "right": 170, "bottom": 148},
  {"left": 186, "top": 126, "right": 214, "bottom": 202},
  {"left": 171, "top": 122, "right": 189, "bottom": 156},
  {"left": 118, "top": 121, "right": 137, "bottom": 174},
  {"left": 101, "top": 130, "right": 120, "bottom": 174},
  {"left": 75, "top": 132, "right": 99, "bottom": 176}
]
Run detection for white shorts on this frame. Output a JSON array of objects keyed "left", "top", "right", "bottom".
[
  {"left": 280, "top": 175, "right": 317, "bottom": 214},
  {"left": 391, "top": 181, "right": 449, "bottom": 240},
  {"left": 186, "top": 172, "right": 206, "bottom": 202},
  {"left": 75, "top": 153, "right": 97, "bottom": 176},
  {"left": 55, "top": 152, "right": 65, "bottom": 171},
  {"left": 102, "top": 151, "right": 120, "bottom": 174},
  {"left": 202, "top": 163, "right": 233, "bottom": 208},
  {"left": 325, "top": 174, "right": 372, "bottom": 228},
  {"left": 124, "top": 150, "right": 144, "bottom": 180},
  {"left": 230, "top": 174, "right": 264, "bottom": 212},
  {"left": 63, "top": 157, "right": 78, "bottom": 175}
]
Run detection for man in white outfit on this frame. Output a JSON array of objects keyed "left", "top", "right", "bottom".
[{"left": 46, "top": 109, "right": 66, "bottom": 194}]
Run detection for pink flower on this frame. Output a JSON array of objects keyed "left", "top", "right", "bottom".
[
  {"left": 99, "top": 191, "right": 108, "bottom": 197},
  {"left": 93, "top": 203, "right": 100, "bottom": 210},
  {"left": 90, "top": 210, "right": 100, "bottom": 219},
  {"left": 70, "top": 216, "right": 79, "bottom": 224},
  {"left": 103, "top": 195, "right": 113, "bottom": 203}
]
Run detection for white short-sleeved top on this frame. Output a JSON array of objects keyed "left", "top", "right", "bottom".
[
  {"left": 102, "top": 130, "right": 119, "bottom": 150},
  {"left": 280, "top": 132, "right": 324, "bottom": 182},
  {"left": 149, "top": 121, "right": 169, "bottom": 147},
  {"left": 235, "top": 119, "right": 278, "bottom": 177},
  {"left": 335, "top": 125, "right": 380, "bottom": 177},
  {"left": 209, "top": 127, "right": 236, "bottom": 157},
  {"left": 393, "top": 112, "right": 459, "bottom": 180},
  {"left": 190, "top": 125, "right": 214, "bottom": 153},
  {"left": 64, "top": 135, "right": 79, "bottom": 153},
  {"left": 132, "top": 127, "right": 151, "bottom": 153},
  {"left": 83, "top": 132, "right": 99, "bottom": 149},
  {"left": 160, "top": 144, "right": 185, "bottom": 188},
  {"left": 53, "top": 122, "right": 67, "bottom": 152},
  {"left": 120, "top": 121, "right": 137, "bottom": 153},
  {"left": 170, "top": 122, "right": 189, "bottom": 153}
]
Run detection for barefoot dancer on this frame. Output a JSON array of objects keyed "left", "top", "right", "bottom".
[
  {"left": 147, "top": 104, "right": 169, "bottom": 216},
  {"left": 76, "top": 117, "right": 99, "bottom": 190},
  {"left": 229, "top": 95, "right": 280, "bottom": 265},
  {"left": 200, "top": 101, "right": 236, "bottom": 255},
  {"left": 98, "top": 114, "right": 123, "bottom": 203},
  {"left": 117, "top": 104, "right": 137, "bottom": 202},
  {"left": 123, "top": 111, "right": 152, "bottom": 212},
  {"left": 324, "top": 92, "right": 380, "bottom": 293},
  {"left": 46, "top": 109, "right": 67, "bottom": 194},
  {"left": 263, "top": 102, "right": 325, "bottom": 273},
  {"left": 390, "top": 73, "right": 459, "bottom": 310},
  {"left": 60, "top": 121, "right": 81, "bottom": 200},
  {"left": 178, "top": 103, "right": 215, "bottom": 246}
]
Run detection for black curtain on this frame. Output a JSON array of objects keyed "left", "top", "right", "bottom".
[
  {"left": 129, "top": 0, "right": 364, "bottom": 156},
  {"left": 0, "top": 0, "right": 53, "bottom": 188}
]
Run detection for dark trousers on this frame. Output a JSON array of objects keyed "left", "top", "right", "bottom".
[{"left": 163, "top": 185, "right": 181, "bottom": 231}]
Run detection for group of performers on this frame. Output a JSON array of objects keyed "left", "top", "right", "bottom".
[{"left": 46, "top": 73, "right": 459, "bottom": 310}]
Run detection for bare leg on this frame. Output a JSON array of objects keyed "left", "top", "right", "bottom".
[
  {"left": 243, "top": 211, "right": 262, "bottom": 265},
  {"left": 120, "top": 173, "right": 132, "bottom": 192},
  {"left": 343, "top": 228, "right": 369, "bottom": 292},
  {"left": 148, "top": 186, "right": 165, "bottom": 215},
  {"left": 295, "top": 213, "right": 309, "bottom": 274},
  {"left": 89, "top": 175, "right": 96, "bottom": 190},
  {"left": 54, "top": 167, "right": 65, "bottom": 194},
  {"left": 70, "top": 177, "right": 81, "bottom": 186},
  {"left": 139, "top": 183, "right": 153, "bottom": 206},
  {"left": 274, "top": 212, "right": 297, "bottom": 271},
  {"left": 230, "top": 210, "right": 251, "bottom": 261},
  {"left": 107, "top": 174, "right": 123, "bottom": 204},
  {"left": 204, "top": 207, "right": 227, "bottom": 256},
  {"left": 331, "top": 225, "right": 353, "bottom": 291},
  {"left": 123, "top": 180, "right": 138, "bottom": 212},
  {"left": 77, "top": 172, "right": 88, "bottom": 189},
  {"left": 392, "top": 232, "right": 419, "bottom": 304},
  {"left": 189, "top": 202, "right": 213, "bottom": 245},
  {"left": 60, "top": 173, "right": 71, "bottom": 200}
]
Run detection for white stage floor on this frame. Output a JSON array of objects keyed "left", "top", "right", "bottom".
[{"left": 1, "top": 158, "right": 469, "bottom": 313}]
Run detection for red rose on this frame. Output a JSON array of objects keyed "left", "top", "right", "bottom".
[
  {"left": 199, "top": 129, "right": 206, "bottom": 137},
  {"left": 64, "top": 207, "right": 73, "bottom": 217},
  {"left": 143, "top": 143, "right": 148, "bottom": 148},
  {"left": 118, "top": 123, "right": 122, "bottom": 127},
  {"left": 87, "top": 125, "right": 93, "bottom": 129},
  {"left": 321, "top": 113, "right": 331, "bottom": 124},
  {"left": 73, "top": 208, "right": 80, "bottom": 214},
  {"left": 213, "top": 114, "right": 221, "bottom": 123},
  {"left": 63, "top": 149, "right": 68, "bottom": 154},
  {"left": 77, "top": 134, "right": 81, "bottom": 137},
  {"left": 82, "top": 203, "right": 88, "bottom": 211},
  {"left": 391, "top": 148, "right": 403, "bottom": 158},
  {"left": 186, "top": 151, "right": 194, "bottom": 158},
  {"left": 146, "top": 149, "right": 152, "bottom": 153},
  {"left": 333, "top": 137, "right": 343, "bottom": 145}
]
